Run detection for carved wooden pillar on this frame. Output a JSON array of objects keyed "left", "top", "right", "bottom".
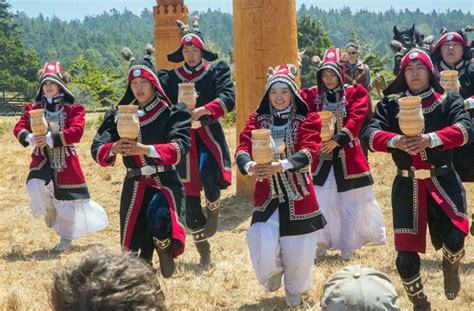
[
  {"left": 153, "top": 0, "right": 189, "bottom": 70},
  {"left": 233, "top": 0, "right": 299, "bottom": 196}
]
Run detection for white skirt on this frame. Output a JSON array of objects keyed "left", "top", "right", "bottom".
[
  {"left": 27, "top": 179, "right": 109, "bottom": 240},
  {"left": 247, "top": 210, "right": 318, "bottom": 295},
  {"left": 314, "top": 168, "right": 386, "bottom": 252}
]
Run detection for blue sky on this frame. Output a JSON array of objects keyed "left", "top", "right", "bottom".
[{"left": 8, "top": 0, "right": 473, "bottom": 20}]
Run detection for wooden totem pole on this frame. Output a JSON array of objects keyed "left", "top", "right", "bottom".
[
  {"left": 234, "top": 0, "right": 299, "bottom": 196},
  {"left": 153, "top": 0, "right": 189, "bottom": 70}
]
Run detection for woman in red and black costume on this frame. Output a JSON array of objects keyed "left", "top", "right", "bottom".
[
  {"left": 91, "top": 46, "right": 191, "bottom": 278},
  {"left": 300, "top": 48, "right": 386, "bottom": 261},
  {"left": 235, "top": 64, "right": 326, "bottom": 308},
  {"left": 158, "top": 18, "right": 235, "bottom": 271},
  {"left": 13, "top": 62, "right": 108, "bottom": 252},
  {"left": 431, "top": 29, "right": 474, "bottom": 185},
  {"left": 362, "top": 48, "right": 471, "bottom": 310}
]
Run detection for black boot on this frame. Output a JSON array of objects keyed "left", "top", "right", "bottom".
[
  {"left": 154, "top": 237, "right": 176, "bottom": 278},
  {"left": 204, "top": 199, "right": 220, "bottom": 237},
  {"left": 192, "top": 227, "right": 211, "bottom": 272},
  {"left": 401, "top": 273, "right": 431, "bottom": 311},
  {"left": 442, "top": 246, "right": 464, "bottom": 300}
]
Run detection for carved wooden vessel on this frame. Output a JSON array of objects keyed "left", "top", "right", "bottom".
[
  {"left": 440, "top": 70, "right": 459, "bottom": 93},
  {"left": 29, "top": 109, "right": 48, "bottom": 136},
  {"left": 117, "top": 105, "right": 140, "bottom": 140},
  {"left": 398, "top": 96, "right": 424, "bottom": 137},
  {"left": 318, "top": 111, "right": 336, "bottom": 141},
  {"left": 251, "top": 129, "right": 273, "bottom": 164}
]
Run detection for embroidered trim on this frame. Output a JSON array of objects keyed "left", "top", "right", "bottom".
[
  {"left": 59, "top": 131, "right": 67, "bottom": 146},
  {"left": 140, "top": 103, "right": 167, "bottom": 127},
  {"left": 394, "top": 178, "right": 419, "bottom": 234},
  {"left": 340, "top": 149, "right": 371, "bottom": 179},
  {"left": 29, "top": 158, "right": 48, "bottom": 172},
  {"left": 171, "top": 142, "right": 181, "bottom": 165},
  {"left": 421, "top": 94, "right": 446, "bottom": 114},
  {"left": 300, "top": 148, "right": 313, "bottom": 165},
  {"left": 289, "top": 199, "right": 323, "bottom": 220},
  {"left": 174, "top": 64, "right": 211, "bottom": 83},
  {"left": 405, "top": 88, "right": 434, "bottom": 99},
  {"left": 56, "top": 183, "right": 88, "bottom": 189},
  {"left": 216, "top": 98, "right": 228, "bottom": 114},
  {"left": 454, "top": 123, "right": 469, "bottom": 146},
  {"left": 369, "top": 130, "right": 381, "bottom": 151},
  {"left": 122, "top": 181, "right": 139, "bottom": 246},
  {"left": 205, "top": 126, "right": 232, "bottom": 171},
  {"left": 340, "top": 127, "right": 354, "bottom": 141},
  {"left": 431, "top": 176, "right": 468, "bottom": 218},
  {"left": 443, "top": 246, "right": 465, "bottom": 264},
  {"left": 181, "top": 153, "right": 192, "bottom": 183}
]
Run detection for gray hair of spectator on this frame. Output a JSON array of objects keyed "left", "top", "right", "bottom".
[
  {"left": 50, "top": 247, "right": 165, "bottom": 311},
  {"left": 345, "top": 42, "right": 359, "bottom": 50}
]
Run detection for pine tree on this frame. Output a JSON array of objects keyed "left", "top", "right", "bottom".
[
  {"left": 297, "top": 15, "right": 332, "bottom": 88},
  {"left": 0, "top": 0, "right": 40, "bottom": 98}
]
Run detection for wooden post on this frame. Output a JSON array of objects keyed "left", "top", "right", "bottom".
[
  {"left": 233, "top": 0, "right": 299, "bottom": 196},
  {"left": 153, "top": 0, "right": 189, "bottom": 70}
]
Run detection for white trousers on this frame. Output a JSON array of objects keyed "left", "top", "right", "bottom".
[
  {"left": 26, "top": 179, "right": 108, "bottom": 240},
  {"left": 247, "top": 209, "right": 318, "bottom": 295}
]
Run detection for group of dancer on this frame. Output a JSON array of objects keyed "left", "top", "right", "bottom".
[{"left": 13, "top": 18, "right": 473, "bottom": 310}]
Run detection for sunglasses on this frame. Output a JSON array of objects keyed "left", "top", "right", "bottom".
[{"left": 348, "top": 51, "right": 358, "bottom": 55}]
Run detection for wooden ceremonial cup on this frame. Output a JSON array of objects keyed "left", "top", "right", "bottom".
[
  {"left": 398, "top": 96, "right": 424, "bottom": 137},
  {"left": 178, "top": 83, "right": 197, "bottom": 110},
  {"left": 317, "top": 111, "right": 336, "bottom": 141},
  {"left": 251, "top": 129, "right": 274, "bottom": 164},
  {"left": 117, "top": 105, "right": 140, "bottom": 140},
  {"left": 29, "top": 109, "right": 48, "bottom": 136},
  {"left": 440, "top": 70, "right": 459, "bottom": 93}
]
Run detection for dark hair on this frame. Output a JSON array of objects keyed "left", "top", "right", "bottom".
[{"left": 50, "top": 247, "right": 165, "bottom": 311}]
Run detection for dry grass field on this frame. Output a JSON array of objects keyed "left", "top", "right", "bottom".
[{"left": 0, "top": 113, "right": 473, "bottom": 310}]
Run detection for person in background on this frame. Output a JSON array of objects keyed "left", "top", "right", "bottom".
[
  {"left": 13, "top": 62, "right": 108, "bottom": 252},
  {"left": 51, "top": 247, "right": 165, "bottom": 311},
  {"left": 300, "top": 48, "right": 386, "bottom": 262},
  {"left": 235, "top": 64, "right": 326, "bottom": 308},
  {"left": 363, "top": 48, "right": 471, "bottom": 310},
  {"left": 91, "top": 46, "right": 191, "bottom": 278},
  {"left": 159, "top": 16, "right": 235, "bottom": 271}
]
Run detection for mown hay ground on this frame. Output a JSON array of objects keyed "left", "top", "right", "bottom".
[{"left": 0, "top": 114, "right": 473, "bottom": 310}]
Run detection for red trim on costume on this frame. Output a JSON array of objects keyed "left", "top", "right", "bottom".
[
  {"left": 128, "top": 69, "right": 160, "bottom": 90},
  {"left": 96, "top": 142, "right": 116, "bottom": 167},
  {"left": 175, "top": 63, "right": 210, "bottom": 82},
  {"left": 151, "top": 180, "right": 186, "bottom": 258},
  {"left": 180, "top": 34, "right": 206, "bottom": 50},
  {"left": 204, "top": 99, "right": 226, "bottom": 120},
  {"left": 122, "top": 181, "right": 147, "bottom": 249},
  {"left": 370, "top": 131, "right": 398, "bottom": 153},
  {"left": 154, "top": 143, "right": 180, "bottom": 165},
  {"left": 436, "top": 124, "right": 469, "bottom": 150}
]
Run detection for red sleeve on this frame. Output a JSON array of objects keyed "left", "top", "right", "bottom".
[
  {"left": 299, "top": 87, "right": 318, "bottom": 112},
  {"left": 204, "top": 98, "right": 228, "bottom": 120},
  {"left": 96, "top": 142, "right": 117, "bottom": 167},
  {"left": 369, "top": 130, "right": 398, "bottom": 153},
  {"left": 295, "top": 112, "right": 322, "bottom": 170},
  {"left": 436, "top": 123, "right": 470, "bottom": 150},
  {"left": 51, "top": 104, "right": 85, "bottom": 147},
  {"left": 342, "top": 84, "right": 369, "bottom": 140},
  {"left": 235, "top": 113, "right": 257, "bottom": 158},
  {"left": 13, "top": 103, "right": 34, "bottom": 147},
  {"left": 153, "top": 143, "right": 182, "bottom": 165}
]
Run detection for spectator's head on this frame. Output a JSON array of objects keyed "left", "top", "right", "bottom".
[
  {"left": 345, "top": 43, "right": 360, "bottom": 65},
  {"left": 50, "top": 247, "right": 165, "bottom": 311},
  {"left": 321, "top": 265, "right": 400, "bottom": 311}
]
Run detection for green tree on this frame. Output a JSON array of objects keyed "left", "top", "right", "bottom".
[
  {"left": 297, "top": 15, "right": 332, "bottom": 88},
  {"left": 68, "top": 55, "right": 125, "bottom": 109},
  {"left": 0, "top": 0, "right": 40, "bottom": 98}
]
